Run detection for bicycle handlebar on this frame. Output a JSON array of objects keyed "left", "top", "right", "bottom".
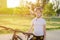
[{"left": 0, "top": 26, "right": 34, "bottom": 35}]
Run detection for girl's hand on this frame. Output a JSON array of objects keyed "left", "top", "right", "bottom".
[{"left": 44, "top": 36, "right": 46, "bottom": 40}]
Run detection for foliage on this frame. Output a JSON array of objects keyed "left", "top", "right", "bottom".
[
  {"left": 0, "top": 8, "right": 13, "bottom": 14},
  {"left": 0, "top": 6, "right": 30, "bottom": 15},
  {"left": 43, "top": 3, "right": 56, "bottom": 16},
  {"left": 13, "top": 7, "right": 30, "bottom": 15}
]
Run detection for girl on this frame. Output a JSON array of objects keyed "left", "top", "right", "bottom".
[{"left": 28, "top": 7, "right": 46, "bottom": 40}]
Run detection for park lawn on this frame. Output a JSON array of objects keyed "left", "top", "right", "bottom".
[{"left": 0, "top": 15, "right": 60, "bottom": 34}]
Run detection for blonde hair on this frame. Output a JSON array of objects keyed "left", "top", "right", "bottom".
[{"left": 34, "top": 7, "right": 42, "bottom": 12}]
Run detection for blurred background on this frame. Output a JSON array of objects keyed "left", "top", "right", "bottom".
[{"left": 0, "top": 0, "right": 60, "bottom": 34}]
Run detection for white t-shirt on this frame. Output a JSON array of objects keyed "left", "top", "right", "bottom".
[{"left": 31, "top": 17, "right": 46, "bottom": 36}]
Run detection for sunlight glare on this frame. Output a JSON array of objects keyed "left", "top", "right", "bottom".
[{"left": 7, "top": 0, "right": 20, "bottom": 8}]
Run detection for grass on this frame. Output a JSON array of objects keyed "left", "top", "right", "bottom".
[{"left": 0, "top": 15, "right": 60, "bottom": 34}]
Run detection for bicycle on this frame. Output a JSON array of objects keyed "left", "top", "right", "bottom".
[
  {"left": 0, "top": 26, "right": 34, "bottom": 40},
  {"left": 11, "top": 31, "right": 34, "bottom": 40}
]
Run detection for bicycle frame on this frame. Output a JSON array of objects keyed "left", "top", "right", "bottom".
[
  {"left": 12, "top": 30, "right": 34, "bottom": 40},
  {"left": 0, "top": 26, "right": 34, "bottom": 40}
]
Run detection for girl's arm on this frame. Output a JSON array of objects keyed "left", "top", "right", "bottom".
[
  {"left": 28, "top": 24, "right": 34, "bottom": 33},
  {"left": 43, "top": 25, "right": 46, "bottom": 40}
]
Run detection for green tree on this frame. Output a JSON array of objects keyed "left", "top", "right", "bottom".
[
  {"left": 13, "top": 7, "right": 30, "bottom": 15},
  {"left": 43, "top": 3, "right": 56, "bottom": 16},
  {"left": 0, "top": 8, "right": 13, "bottom": 14}
]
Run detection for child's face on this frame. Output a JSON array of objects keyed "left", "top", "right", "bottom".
[{"left": 35, "top": 10, "right": 42, "bottom": 18}]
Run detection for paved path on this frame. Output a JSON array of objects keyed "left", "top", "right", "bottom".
[
  {"left": 46, "top": 30, "right": 60, "bottom": 40},
  {"left": 0, "top": 30, "right": 60, "bottom": 40}
]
